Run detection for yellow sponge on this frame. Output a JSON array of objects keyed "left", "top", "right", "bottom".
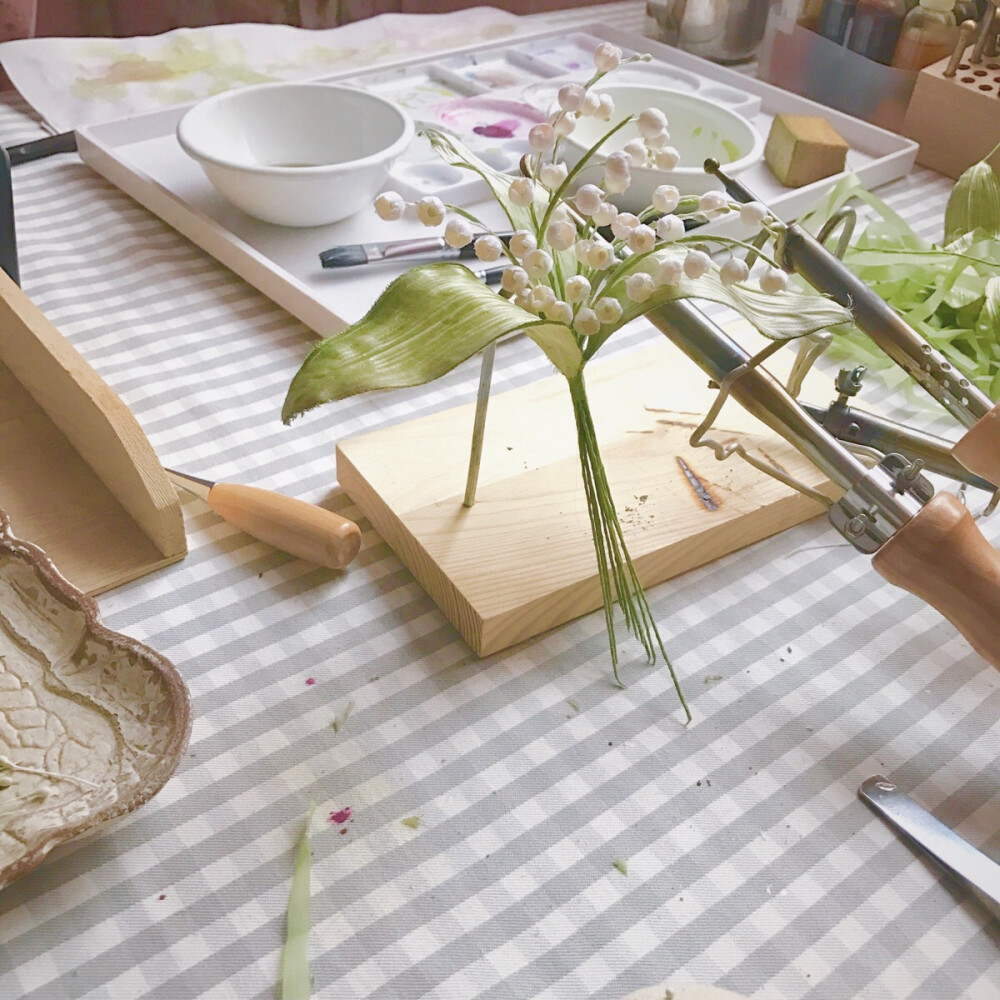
[{"left": 764, "top": 113, "right": 849, "bottom": 188}]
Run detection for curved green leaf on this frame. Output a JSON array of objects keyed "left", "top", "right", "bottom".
[
  {"left": 945, "top": 158, "right": 1000, "bottom": 244},
  {"left": 584, "top": 251, "right": 852, "bottom": 357},
  {"left": 282, "top": 264, "right": 579, "bottom": 422}
]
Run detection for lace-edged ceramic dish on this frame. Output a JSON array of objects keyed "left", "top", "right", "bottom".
[{"left": 0, "top": 508, "right": 190, "bottom": 889}]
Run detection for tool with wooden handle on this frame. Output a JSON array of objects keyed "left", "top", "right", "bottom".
[
  {"left": 166, "top": 469, "right": 361, "bottom": 569},
  {"left": 704, "top": 159, "right": 1000, "bottom": 489},
  {"left": 647, "top": 299, "right": 1000, "bottom": 670}
]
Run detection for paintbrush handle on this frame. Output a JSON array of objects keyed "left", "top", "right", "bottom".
[
  {"left": 207, "top": 483, "right": 361, "bottom": 569},
  {"left": 872, "top": 492, "right": 1000, "bottom": 670}
]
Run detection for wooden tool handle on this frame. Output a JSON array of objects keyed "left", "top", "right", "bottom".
[
  {"left": 207, "top": 483, "right": 360, "bottom": 569},
  {"left": 872, "top": 493, "right": 1000, "bottom": 668},
  {"left": 952, "top": 402, "right": 1000, "bottom": 488}
]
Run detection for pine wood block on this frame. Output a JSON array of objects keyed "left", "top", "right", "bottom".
[
  {"left": 902, "top": 48, "right": 1000, "bottom": 178},
  {"left": 337, "top": 332, "right": 836, "bottom": 657},
  {"left": 0, "top": 268, "right": 186, "bottom": 594}
]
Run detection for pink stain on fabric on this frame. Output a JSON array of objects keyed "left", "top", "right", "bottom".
[
  {"left": 305, "top": 677, "right": 316, "bottom": 686},
  {"left": 329, "top": 806, "right": 353, "bottom": 824}
]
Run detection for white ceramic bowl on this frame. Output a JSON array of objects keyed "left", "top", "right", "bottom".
[
  {"left": 177, "top": 83, "right": 414, "bottom": 227},
  {"left": 564, "top": 84, "right": 763, "bottom": 212}
]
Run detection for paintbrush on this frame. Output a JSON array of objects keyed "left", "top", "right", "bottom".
[
  {"left": 320, "top": 234, "right": 513, "bottom": 268},
  {"left": 319, "top": 217, "right": 699, "bottom": 270}
]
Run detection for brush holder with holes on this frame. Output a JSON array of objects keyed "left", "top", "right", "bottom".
[{"left": 901, "top": 47, "right": 1000, "bottom": 177}]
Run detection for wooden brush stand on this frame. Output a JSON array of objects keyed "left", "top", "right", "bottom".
[{"left": 902, "top": 47, "right": 1000, "bottom": 178}]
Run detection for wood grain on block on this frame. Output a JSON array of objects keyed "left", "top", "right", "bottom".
[
  {"left": 337, "top": 334, "right": 836, "bottom": 657},
  {"left": 0, "top": 270, "right": 185, "bottom": 594},
  {"left": 872, "top": 492, "right": 1000, "bottom": 669}
]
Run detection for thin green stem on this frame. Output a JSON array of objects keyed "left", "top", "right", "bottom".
[{"left": 567, "top": 373, "right": 691, "bottom": 719}]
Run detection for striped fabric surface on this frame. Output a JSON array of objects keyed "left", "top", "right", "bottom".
[{"left": 2, "top": 5, "right": 1000, "bottom": 998}]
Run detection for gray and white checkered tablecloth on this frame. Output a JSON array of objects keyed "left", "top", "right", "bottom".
[{"left": 2, "top": 5, "right": 1000, "bottom": 998}]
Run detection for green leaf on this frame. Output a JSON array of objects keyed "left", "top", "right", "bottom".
[
  {"left": 945, "top": 158, "right": 1000, "bottom": 244},
  {"left": 587, "top": 252, "right": 852, "bottom": 355},
  {"left": 425, "top": 128, "right": 538, "bottom": 232},
  {"left": 282, "top": 264, "right": 581, "bottom": 422},
  {"left": 613, "top": 858, "right": 628, "bottom": 876},
  {"left": 282, "top": 805, "right": 314, "bottom": 1000}
]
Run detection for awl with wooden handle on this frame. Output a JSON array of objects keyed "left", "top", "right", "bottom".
[{"left": 166, "top": 468, "right": 361, "bottom": 569}]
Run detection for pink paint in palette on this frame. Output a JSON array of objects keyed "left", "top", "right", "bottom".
[{"left": 432, "top": 97, "right": 547, "bottom": 143}]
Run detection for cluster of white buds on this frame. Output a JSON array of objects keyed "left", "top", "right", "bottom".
[{"left": 371, "top": 41, "right": 789, "bottom": 340}]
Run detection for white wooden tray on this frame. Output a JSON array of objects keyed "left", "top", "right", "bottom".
[{"left": 76, "top": 22, "right": 917, "bottom": 337}]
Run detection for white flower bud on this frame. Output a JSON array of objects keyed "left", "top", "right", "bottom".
[
  {"left": 625, "top": 272, "right": 655, "bottom": 303},
  {"left": 637, "top": 107, "right": 668, "bottom": 139},
  {"left": 509, "top": 177, "right": 536, "bottom": 208},
  {"left": 546, "top": 219, "right": 577, "bottom": 252},
  {"left": 500, "top": 265, "right": 530, "bottom": 294},
  {"left": 475, "top": 234, "right": 504, "bottom": 263},
  {"left": 644, "top": 129, "right": 671, "bottom": 151},
  {"left": 509, "top": 230, "right": 537, "bottom": 259},
  {"left": 530, "top": 283, "right": 557, "bottom": 310},
  {"left": 581, "top": 91, "right": 601, "bottom": 117},
  {"left": 628, "top": 224, "right": 656, "bottom": 254},
  {"left": 587, "top": 241, "right": 616, "bottom": 270},
  {"left": 655, "top": 214, "right": 685, "bottom": 242},
  {"left": 528, "top": 123, "right": 555, "bottom": 152},
  {"left": 597, "top": 93, "right": 615, "bottom": 121},
  {"left": 374, "top": 191, "right": 405, "bottom": 221},
  {"left": 698, "top": 190, "right": 729, "bottom": 215},
  {"left": 623, "top": 138, "right": 648, "bottom": 167},
  {"left": 522, "top": 248, "right": 554, "bottom": 278},
  {"left": 545, "top": 300, "right": 574, "bottom": 325},
  {"left": 683, "top": 249, "right": 712, "bottom": 279},
  {"left": 574, "top": 238, "right": 594, "bottom": 262},
  {"left": 719, "top": 256, "right": 750, "bottom": 286},
  {"left": 594, "top": 41, "right": 622, "bottom": 73},
  {"left": 655, "top": 256, "right": 684, "bottom": 287},
  {"left": 603, "top": 169, "right": 630, "bottom": 194},
  {"left": 416, "top": 196, "right": 445, "bottom": 227},
  {"left": 564, "top": 274, "right": 592, "bottom": 303},
  {"left": 444, "top": 218, "right": 474, "bottom": 249},
  {"left": 651, "top": 184, "right": 681, "bottom": 214},
  {"left": 592, "top": 201, "right": 618, "bottom": 227},
  {"left": 740, "top": 201, "right": 769, "bottom": 227},
  {"left": 574, "top": 183, "right": 605, "bottom": 216},
  {"left": 558, "top": 83, "right": 587, "bottom": 113},
  {"left": 603, "top": 151, "right": 631, "bottom": 180},
  {"left": 654, "top": 147, "right": 681, "bottom": 171},
  {"left": 611, "top": 212, "right": 640, "bottom": 240},
  {"left": 595, "top": 296, "right": 623, "bottom": 324},
  {"left": 552, "top": 114, "right": 576, "bottom": 138},
  {"left": 574, "top": 307, "right": 601, "bottom": 337},
  {"left": 759, "top": 267, "right": 789, "bottom": 294},
  {"left": 513, "top": 291, "right": 535, "bottom": 313}
]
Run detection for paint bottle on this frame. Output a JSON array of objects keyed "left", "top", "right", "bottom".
[
  {"left": 891, "top": 0, "right": 959, "bottom": 67},
  {"left": 846, "top": 0, "right": 907, "bottom": 62},
  {"left": 817, "top": 0, "right": 858, "bottom": 42}
]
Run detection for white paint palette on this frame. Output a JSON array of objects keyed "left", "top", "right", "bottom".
[{"left": 76, "top": 23, "right": 918, "bottom": 337}]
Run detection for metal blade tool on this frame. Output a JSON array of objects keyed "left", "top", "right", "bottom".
[{"left": 166, "top": 469, "right": 361, "bottom": 570}]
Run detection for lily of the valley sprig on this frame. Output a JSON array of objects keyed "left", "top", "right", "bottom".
[{"left": 283, "top": 42, "right": 851, "bottom": 717}]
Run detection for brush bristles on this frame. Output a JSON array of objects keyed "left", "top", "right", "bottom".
[{"left": 319, "top": 245, "right": 369, "bottom": 268}]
